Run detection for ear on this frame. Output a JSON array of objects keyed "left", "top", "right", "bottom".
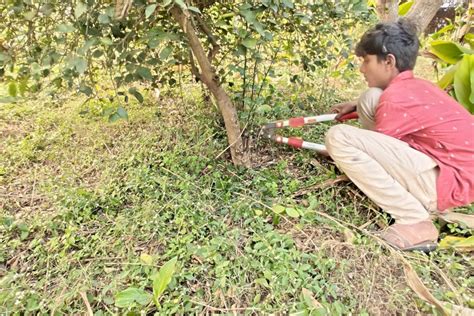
[{"left": 385, "top": 54, "right": 397, "bottom": 69}]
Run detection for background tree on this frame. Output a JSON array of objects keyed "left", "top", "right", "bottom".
[
  {"left": 0, "top": 0, "right": 444, "bottom": 166},
  {"left": 374, "top": 0, "right": 443, "bottom": 33}
]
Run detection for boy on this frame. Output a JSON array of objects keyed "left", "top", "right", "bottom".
[{"left": 325, "top": 19, "right": 474, "bottom": 251}]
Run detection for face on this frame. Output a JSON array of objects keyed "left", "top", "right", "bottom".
[{"left": 359, "top": 54, "right": 399, "bottom": 89}]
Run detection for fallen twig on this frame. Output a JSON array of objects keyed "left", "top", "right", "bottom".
[
  {"left": 80, "top": 291, "right": 94, "bottom": 316},
  {"left": 292, "top": 175, "right": 350, "bottom": 197}
]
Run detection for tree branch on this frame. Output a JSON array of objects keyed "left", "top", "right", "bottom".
[
  {"left": 194, "top": 15, "right": 220, "bottom": 62},
  {"left": 375, "top": 0, "right": 398, "bottom": 22},
  {"left": 189, "top": 50, "right": 201, "bottom": 81}
]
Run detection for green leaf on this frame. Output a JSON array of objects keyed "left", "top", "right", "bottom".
[
  {"left": 100, "top": 38, "right": 113, "bottom": 46},
  {"left": 152, "top": 257, "right": 178, "bottom": 304},
  {"left": 282, "top": 0, "right": 294, "bottom": 9},
  {"left": 56, "top": 24, "right": 76, "bottom": 33},
  {"left": 140, "top": 253, "right": 153, "bottom": 265},
  {"left": 174, "top": 0, "right": 187, "bottom": 9},
  {"left": 109, "top": 113, "right": 121, "bottom": 122},
  {"left": 23, "top": 10, "right": 36, "bottom": 20},
  {"left": 117, "top": 106, "right": 128, "bottom": 119},
  {"left": 159, "top": 46, "right": 173, "bottom": 60},
  {"left": 272, "top": 204, "right": 285, "bottom": 214},
  {"left": 8, "top": 82, "right": 17, "bottom": 97},
  {"left": 129, "top": 87, "right": 144, "bottom": 103},
  {"left": 398, "top": 0, "right": 413, "bottom": 16},
  {"left": 430, "top": 40, "right": 473, "bottom": 65},
  {"left": 79, "top": 84, "right": 93, "bottom": 96},
  {"left": 465, "top": 33, "right": 474, "bottom": 50},
  {"left": 114, "top": 288, "right": 152, "bottom": 308},
  {"left": 0, "top": 52, "right": 11, "bottom": 62},
  {"left": 437, "top": 64, "right": 457, "bottom": 90},
  {"left": 145, "top": 4, "right": 157, "bottom": 18},
  {"left": 136, "top": 66, "right": 153, "bottom": 81},
  {"left": 187, "top": 6, "right": 201, "bottom": 13},
  {"left": 73, "top": 57, "right": 88, "bottom": 74},
  {"left": 74, "top": 2, "right": 87, "bottom": 19},
  {"left": 453, "top": 54, "right": 474, "bottom": 113},
  {"left": 18, "top": 79, "right": 28, "bottom": 96},
  {"left": 98, "top": 14, "right": 111, "bottom": 24},
  {"left": 439, "top": 236, "right": 474, "bottom": 252},
  {"left": 162, "top": 0, "right": 173, "bottom": 7},
  {"left": 240, "top": 8, "right": 257, "bottom": 24},
  {"left": 242, "top": 37, "right": 257, "bottom": 49},
  {"left": 0, "top": 96, "right": 16, "bottom": 103},
  {"left": 285, "top": 207, "right": 300, "bottom": 218}
]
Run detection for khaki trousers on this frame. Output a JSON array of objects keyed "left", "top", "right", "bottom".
[{"left": 325, "top": 88, "right": 439, "bottom": 224}]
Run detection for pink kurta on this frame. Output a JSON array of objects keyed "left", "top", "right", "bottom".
[{"left": 375, "top": 71, "right": 474, "bottom": 211}]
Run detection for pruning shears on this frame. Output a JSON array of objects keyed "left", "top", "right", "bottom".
[{"left": 262, "top": 111, "right": 358, "bottom": 153}]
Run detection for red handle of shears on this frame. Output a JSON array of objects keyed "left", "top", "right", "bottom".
[{"left": 336, "top": 111, "right": 358, "bottom": 122}]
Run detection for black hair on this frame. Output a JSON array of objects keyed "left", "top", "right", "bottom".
[{"left": 355, "top": 19, "right": 419, "bottom": 72}]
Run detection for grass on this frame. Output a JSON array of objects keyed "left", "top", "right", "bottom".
[{"left": 0, "top": 58, "right": 473, "bottom": 315}]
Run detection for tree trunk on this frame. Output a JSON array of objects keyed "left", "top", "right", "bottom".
[
  {"left": 405, "top": 0, "right": 444, "bottom": 34},
  {"left": 374, "top": 0, "right": 443, "bottom": 35},
  {"left": 375, "top": 0, "right": 398, "bottom": 22},
  {"left": 171, "top": 7, "right": 250, "bottom": 167}
]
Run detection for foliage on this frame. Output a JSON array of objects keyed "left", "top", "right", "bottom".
[
  {"left": 1, "top": 71, "right": 472, "bottom": 313},
  {"left": 0, "top": 0, "right": 371, "bottom": 122},
  {"left": 113, "top": 256, "right": 177, "bottom": 309},
  {"left": 426, "top": 6, "right": 474, "bottom": 113},
  {"left": 428, "top": 40, "right": 474, "bottom": 113}
]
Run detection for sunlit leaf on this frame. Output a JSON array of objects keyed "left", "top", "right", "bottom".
[
  {"left": 0, "top": 52, "right": 11, "bottom": 62},
  {"left": 285, "top": 207, "right": 299, "bottom": 218},
  {"left": 98, "top": 14, "right": 111, "bottom": 24},
  {"left": 398, "top": 0, "right": 413, "bottom": 16},
  {"left": 465, "top": 33, "right": 474, "bottom": 50},
  {"left": 145, "top": 4, "right": 157, "bottom": 18},
  {"left": 272, "top": 204, "right": 285, "bottom": 214},
  {"left": 56, "top": 24, "right": 76, "bottom": 33},
  {"left": 439, "top": 236, "right": 474, "bottom": 252},
  {"left": 152, "top": 257, "right": 178, "bottom": 304},
  {"left": 282, "top": 0, "right": 294, "bottom": 8},
  {"left": 174, "top": 0, "right": 187, "bottom": 9},
  {"left": 242, "top": 37, "right": 257, "bottom": 49},
  {"left": 72, "top": 57, "right": 88, "bottom": 74},
  {"left": 162, "top": 0, "right": 173, "bottom": 7},
  {"left": 430, "top": 40, "right": 473, "bottom": 65},
  {"left": 187, "top": 6, "right": 201, "bottom": 13},
  {"left": 74, "top": 2, "right": 87, "bottom": 19},
  {"left": 437, "top": 64, "right": 457, "bottom": 90},
  {"left": 453, "top": 54, "right": 474, "bottom": 113},
  {"left": 114, "top": 288, "right": 151, "bottom": 308},
  {"left": 140, "top": 253, "right": 153, "bottom": 265},
  {"left": 8, "top": 82, "right": 17, "bottom": 97},
  {"left": 100, "top": 38, "right": 113, "bottom": 46}
]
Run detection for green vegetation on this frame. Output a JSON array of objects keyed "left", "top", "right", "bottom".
[
  {"left": 1, "top": 58, "right": 473, "bottom": 314},
  {"left": 1, "top": 0, "right": 473, "bottom": 314}
]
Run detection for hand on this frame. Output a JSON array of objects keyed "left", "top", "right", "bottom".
[{"left": 331, "top": 101, "right": 357, "bottom": 120}]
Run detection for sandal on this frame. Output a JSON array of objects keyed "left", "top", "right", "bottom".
[{"left": 378, "top": 220, "right": 438, "bottom": 253}]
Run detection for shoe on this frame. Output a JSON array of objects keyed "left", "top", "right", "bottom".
[{"left": 378, "top": 220, "right": 438, "bottom": 253}]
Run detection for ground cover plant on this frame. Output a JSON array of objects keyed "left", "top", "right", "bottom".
[
  {"left": 1, "top": 56, "right": 473, "bottom": 314},
  {"left": 1, "top": 0, "right": 473, "bottom": 315}
]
